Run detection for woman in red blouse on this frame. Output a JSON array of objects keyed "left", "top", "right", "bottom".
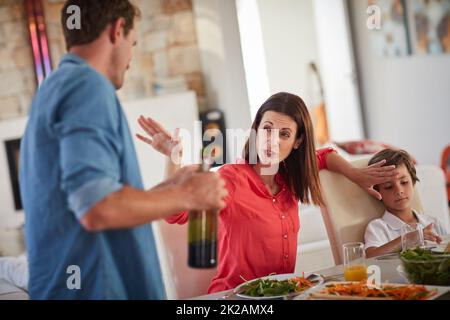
[{"left": 137, "top": 92, "right": 397, "bottom": 293}]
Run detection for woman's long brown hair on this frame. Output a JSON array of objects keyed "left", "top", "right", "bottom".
[{"left": 243, "top": 92, "right": 324, "bottom": 206}]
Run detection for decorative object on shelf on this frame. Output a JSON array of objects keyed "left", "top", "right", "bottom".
[
  {"left": 24, "top": 0, "right": 52, "bottom": 86},
  {"left": 333, "top": 139, "right": 417, "bottom": 164},
  {"left": 309, "top": 62, "right": 329, "bottom": 146},
  {"left": 334, "top": 139, "right": 392, "bottom": 155}
]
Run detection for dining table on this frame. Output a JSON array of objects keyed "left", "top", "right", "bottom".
[{"left": 191, "top": 255, "right": 450, "bottom": 300}]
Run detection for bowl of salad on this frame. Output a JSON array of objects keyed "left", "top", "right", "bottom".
[{"left": 400, "top": 247, "right": 450, "bottom": 286}]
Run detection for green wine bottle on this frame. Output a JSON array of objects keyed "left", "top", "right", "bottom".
[{"left": 187, "top": 152, "right": 218, "bottom": 268}]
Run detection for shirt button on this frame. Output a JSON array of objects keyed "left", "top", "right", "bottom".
[
  {"left": 284, "top": 255, "right": 289, "bottom": 259},
  {"left": 272, "top": 198, "right": 276, "bottom": 203},
  {"left": 281, "top": 215, "right": 285, "bottom": 219},
  {"left": 283, "top": 234, "right": 288, "bottom": 239}
]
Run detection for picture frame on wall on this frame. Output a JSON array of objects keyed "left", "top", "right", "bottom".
[
  {"left": 368, "top": 0, "right": 412, "bottom": 57},
  {"left": 410, "top": 0, "right": 450, "bottom": 55}
]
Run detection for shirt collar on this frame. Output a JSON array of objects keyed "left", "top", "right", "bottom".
[
  {"left": 414, "top": 211, "right": 431, "bottom": 226},
  {"left": 382, "top": 209, "right": 425, "bottom": 231},
  {"left": 242, "top": 162, "right": 288, "bottom": 199},
  {"left": 59, "top": 53, "right": 88, "bottom": 67},
  {"left": 58, "top": 53, "right": 116, "bottom": 92}
]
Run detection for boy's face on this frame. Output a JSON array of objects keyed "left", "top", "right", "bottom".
[{"left": 378, "top": 164, "right": 414, "bottom": 213}]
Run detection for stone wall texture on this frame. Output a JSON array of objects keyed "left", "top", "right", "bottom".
[{"left": 0, "top": 0, "right": 205, "bottom": 120}]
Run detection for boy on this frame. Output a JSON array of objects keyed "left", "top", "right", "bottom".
[{"left": 364, "top": 149, "right": 449, "bottom": 258}]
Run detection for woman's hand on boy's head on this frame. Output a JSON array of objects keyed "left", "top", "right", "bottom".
[{"left": 352, "top": 159, "right": 399, "bottom": 200}]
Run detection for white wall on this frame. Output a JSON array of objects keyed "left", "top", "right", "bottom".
[
  {"left": 257, "top": 0, "right": 320, "bottom": 107},
  {"left": 312, "top": 0, "right": 365, "bottom": 141},
  {"left": 235, "top": 0, "right": 271, "bottom": 119},
  {"left": 349, "top": 0, "right": 450, "bottom": 165},
  {"left": 237, "top": 0, "right": 364, "bottom": 142},
  {"left": 192, "top": 0, "right": 252, "bottom": 162}
]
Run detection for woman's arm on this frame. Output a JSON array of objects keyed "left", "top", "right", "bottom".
[{"left": 324, "top": 152, "right": 398, "bottom": 200}]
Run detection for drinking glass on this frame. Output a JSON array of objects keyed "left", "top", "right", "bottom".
[
  {"left": 401, "top": 223, "right": 424, "bottom": 251},
  {"left": 343, "top": 242, "right": 367, "bottom": 282}
]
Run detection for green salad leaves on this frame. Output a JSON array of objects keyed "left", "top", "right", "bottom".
[
  {"left": 239, "top": 277, "right": 313, "bottom": 297},
  {"left": 401, "top": 247, "right": 450, "bottom": 286}
]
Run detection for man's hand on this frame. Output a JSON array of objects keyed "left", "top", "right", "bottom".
[
  {"left": 180, "top": 171, "right": 228, "bottom": 211},
  {"left": 167, "top": 165, "right": 199, "bottom": 186},
  {"left": 80, "top": 168, "right": 228, "bottom": 232}
]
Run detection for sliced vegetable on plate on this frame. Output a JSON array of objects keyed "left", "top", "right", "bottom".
[{"left": 308, "top": 281, "right": 439, "bottom": 300}]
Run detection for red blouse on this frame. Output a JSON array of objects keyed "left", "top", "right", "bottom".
[{"left": 166, "top": 148, "right": 335, "bottom": 293}]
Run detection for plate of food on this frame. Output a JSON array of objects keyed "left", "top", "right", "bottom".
[
  {"left": 301, "top": 281, "right": 449, "bottom": 300},
  {"left": 233, "top": 273, "right": 324, "bottom": 300}
]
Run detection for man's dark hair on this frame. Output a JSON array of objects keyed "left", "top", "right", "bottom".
[{"left": 61, "top": 0, "right": 141, "bottom": 50}]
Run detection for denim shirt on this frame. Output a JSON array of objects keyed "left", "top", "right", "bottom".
[{"left": 19, "top": 54, "right": 165, "bottom": 300}]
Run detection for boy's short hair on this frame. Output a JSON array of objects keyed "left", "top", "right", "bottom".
[
  {"left": 61, "top": 0, "right": 141, "bottom": 51},
  {"left": 368, "top": 149, "right": 420, "bottom": 188}
]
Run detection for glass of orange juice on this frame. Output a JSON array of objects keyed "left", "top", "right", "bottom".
[{"left": 343, "top": 242, "right": 367, "bottom": 282}]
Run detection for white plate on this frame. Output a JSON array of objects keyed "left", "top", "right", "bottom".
[
  {"left": 234, "top": 273, "right": 324, "bottom": 300},
  {"left": 296, "top": 280, "right": 450, "bottom": 300},
  {"left": 430, "top": 236, "right": 450, "bottom": 253}
]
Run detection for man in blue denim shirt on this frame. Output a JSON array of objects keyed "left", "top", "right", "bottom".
[{"left": 19, "top": 0, "right": 227, "bottom": 299}]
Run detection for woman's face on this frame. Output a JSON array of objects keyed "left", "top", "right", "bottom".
[{"left": 256, "top": 111, "right": 301, "bottom": 165}]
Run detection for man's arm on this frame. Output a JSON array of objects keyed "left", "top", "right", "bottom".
[{"left": 80, "top": 171, "right": 227, "bottom": 232}]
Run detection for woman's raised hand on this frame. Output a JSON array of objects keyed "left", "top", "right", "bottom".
[{"left": 136, "top": 116, "right": 183, "bottom": 162}]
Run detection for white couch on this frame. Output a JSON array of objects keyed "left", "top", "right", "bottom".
[{"left": 295, "top": 204, "right": 334, "bottom": 273}]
